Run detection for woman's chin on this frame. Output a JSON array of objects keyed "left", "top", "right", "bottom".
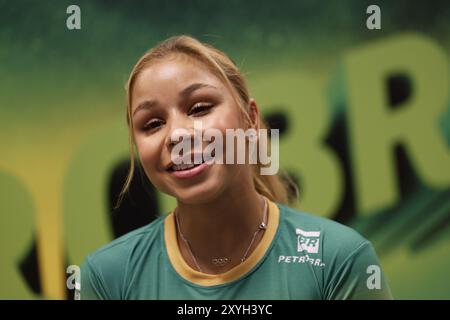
[{"left": 173, "top": 183, "right": 222, "bottom": 205}]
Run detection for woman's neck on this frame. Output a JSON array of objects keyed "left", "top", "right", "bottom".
[{"left": 175, "top": 173, "right": 267, "bottom": 274}]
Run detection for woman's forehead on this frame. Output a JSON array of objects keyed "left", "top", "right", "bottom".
[{"left": 132, "top": 57, "right": 227, "bottom": 103}]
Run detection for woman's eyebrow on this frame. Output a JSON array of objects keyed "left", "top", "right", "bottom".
[
  {"left": 133, "top": 100, "right": 157, "bottom": 118},
  {"left": 179, "top": 83, "right": 217, "bottom": 98}
]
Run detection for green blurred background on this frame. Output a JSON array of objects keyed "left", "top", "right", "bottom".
[{"left": 1, "top": 0, "right": 449, "bottom": 299}]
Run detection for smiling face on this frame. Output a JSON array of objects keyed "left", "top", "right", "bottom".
[{"left": 130, "top": 54, "right": 255, "bottom": 204}]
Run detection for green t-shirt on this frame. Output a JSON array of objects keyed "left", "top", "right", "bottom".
[{"left": 79, "top": 199, "right": 393, "bottom": 299}]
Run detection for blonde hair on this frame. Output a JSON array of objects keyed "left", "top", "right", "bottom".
[{"left": 116, "top": 35, "right": 297, "bottom": 208}]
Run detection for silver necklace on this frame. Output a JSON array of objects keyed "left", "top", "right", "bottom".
[{"left": 175, "top": 197, "right": 268, "bottom": 273}]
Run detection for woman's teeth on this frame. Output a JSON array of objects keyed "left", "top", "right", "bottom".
[{"left": 171, "top": 162, "right": 201, "bottom": 171}]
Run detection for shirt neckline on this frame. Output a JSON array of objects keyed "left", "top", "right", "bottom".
[{"left": 163, "top": 197, "right": 281, "bottom": 287}]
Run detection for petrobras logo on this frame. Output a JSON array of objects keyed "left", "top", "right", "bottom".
[
  {"left": 277, "top": 228, "right": 325, "bottom": 268},
  {"left": 278, "top": 254, "right": 325, "bottom": 268},
  {"left": 296, "top": 228, "right": 321, "bottom": 254}
]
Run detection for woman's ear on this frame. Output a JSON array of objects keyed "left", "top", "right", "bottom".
[{"left": 248, "top": 98, "right": 261, "bottom": 130}]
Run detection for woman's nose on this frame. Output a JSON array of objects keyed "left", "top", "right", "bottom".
[{"left": 164, "top": 116, "right": 195, "bottom": 150}]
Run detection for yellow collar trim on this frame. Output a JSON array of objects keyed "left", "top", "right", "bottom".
[{"left": 164, "top": 198, "right": 280, "bottom": 287}]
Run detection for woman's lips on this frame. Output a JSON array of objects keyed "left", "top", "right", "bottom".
[{"left": 169, "top": 162, "right": 209, "bottom": 179}]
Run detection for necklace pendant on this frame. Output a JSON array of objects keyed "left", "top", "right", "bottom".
[{"left": 212, "top": 258, "right": 230, "bottom": 267}]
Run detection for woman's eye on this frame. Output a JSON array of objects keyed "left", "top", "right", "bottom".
[
  {"left": 142, "top": 119, "right": 163, "bottom": 131},
  {"left": 188, "top": 103, "right": 213, "bottom": 116}
]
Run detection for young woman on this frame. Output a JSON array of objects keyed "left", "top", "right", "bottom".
[{"left": 80, "top": 35, "right": 393, "bottom": 300}]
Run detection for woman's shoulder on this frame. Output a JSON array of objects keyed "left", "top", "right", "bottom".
[
  {"left": 79, "top": 215, "right": 166, "bottom": 299},
  {"left": 275, "top": 202, "right": 392, "bottom": 300},
  {"left": 83, "top": 214, "right": 166, "bottom": 270}
]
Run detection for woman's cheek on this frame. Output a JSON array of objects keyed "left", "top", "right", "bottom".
[
  {"left": 203, "top": 109, "right": 241, "bottom": 133},
  {"left": 136, "top": 140, "right": 157, "bottom": 170}
]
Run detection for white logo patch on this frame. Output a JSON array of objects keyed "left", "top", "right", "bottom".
[{"left": 296, "top": 228, "right": 320, "bottom": 254}]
